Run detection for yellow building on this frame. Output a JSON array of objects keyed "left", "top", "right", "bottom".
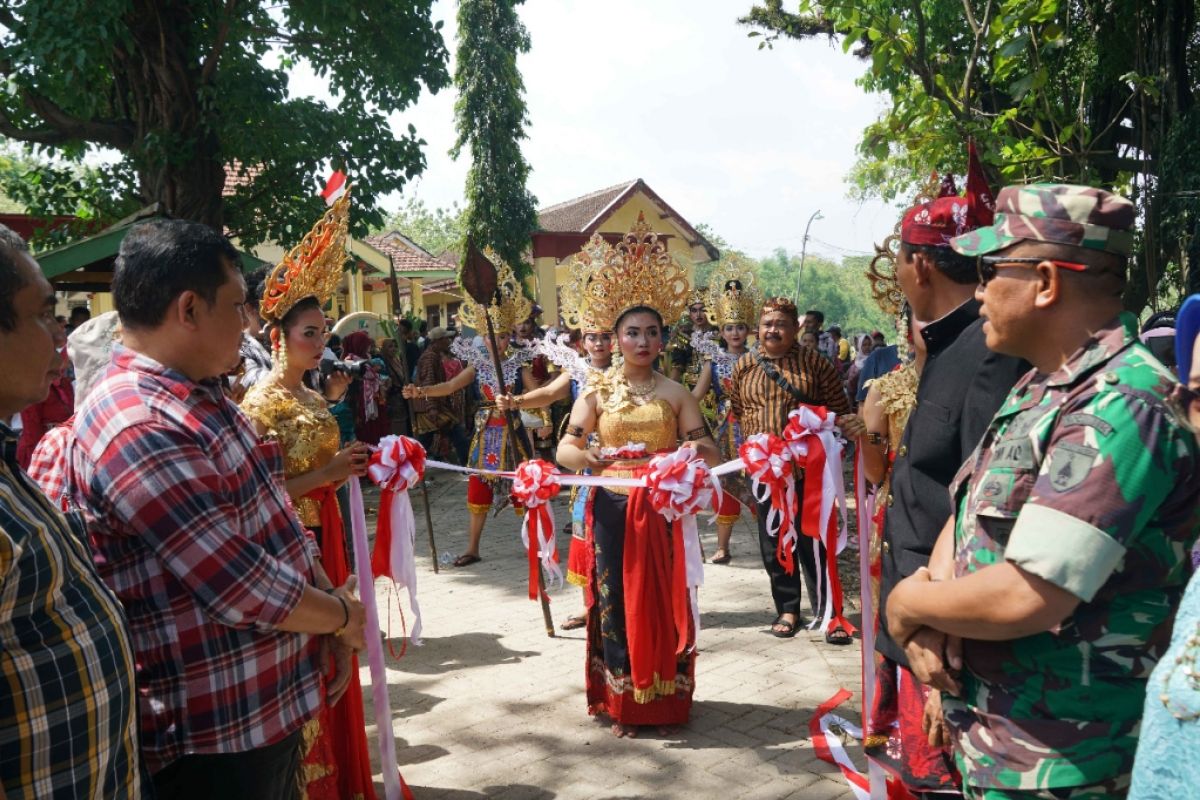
[{"left": 531, "top": 178, "right": 718, "bottom": 325}]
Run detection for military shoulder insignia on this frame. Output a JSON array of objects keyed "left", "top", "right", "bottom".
[{"left": 1046, "top": 442, "right": 1099, "bottom": 492}]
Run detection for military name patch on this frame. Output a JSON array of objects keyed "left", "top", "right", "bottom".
[
  {"left": 990, "top": 436, "right": 1036, "bottom": 469},
  {"left": 1062, "top": 412, "right": 1114, "bottom": 437},
  {"left": 1047, "top": 442, "right": 1099, "bottom": 492}
]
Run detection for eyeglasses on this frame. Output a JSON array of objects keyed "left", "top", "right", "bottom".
[{"left": 976, "top": 255, "right": 1089, "bottom": 286}]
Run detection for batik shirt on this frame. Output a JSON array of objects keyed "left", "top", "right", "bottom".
[{"left": 943, "top": 312, "right": 1200, "bottom": 791}]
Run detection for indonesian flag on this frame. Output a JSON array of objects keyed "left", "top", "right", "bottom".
[{"left": 320, "top": 170, "right": 348, "bottom": 206}]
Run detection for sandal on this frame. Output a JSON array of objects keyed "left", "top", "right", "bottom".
[
  {"left": 452, "top": 553, "right": 482, "bottom": 568},
  {"left": 709, "top": 549, "right": 732, "bottom": 564},
  {"left": 825, "top": 622, "right": 854, "bottom": 645},
  {"left": 770, "top": 614, "right": 799, "bottom": 638},
  {"left": 560, "top": 614, "right": 587, "bottom": 631}
]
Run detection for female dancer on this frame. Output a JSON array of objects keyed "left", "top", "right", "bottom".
[
  {"left": 241, "top": 195, "right": 378, "bottom": 800},
  {"left": 401, "top": 259, "right": 538, "bottom": 567},
  {"left": 555, "top": 215, "right": 718, "bottom": 737},
  {"left": 688, "top": 270, "right": 761, "bottom": 563}
]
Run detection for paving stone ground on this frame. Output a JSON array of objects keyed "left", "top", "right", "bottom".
[{"left": 359, "top": 474, "right": 865, "bottom": 799}]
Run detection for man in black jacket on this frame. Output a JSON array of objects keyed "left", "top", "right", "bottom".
[{"left": 870, "top": 195, "right": 1028, "bottom": 795}]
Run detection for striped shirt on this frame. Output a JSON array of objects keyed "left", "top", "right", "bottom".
[
  {"left": 729, "top": 344, "right": 851, "bottom": 437},
  {"left": 68, "top": 346, "right": 322, "bottom": 774},
  {"left": 0, "top": 425, "right": 141, "bottom": 799}
]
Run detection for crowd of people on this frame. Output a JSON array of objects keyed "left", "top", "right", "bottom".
[{"left": 0, "top": 174, "right": 1198, "bottom": 800}]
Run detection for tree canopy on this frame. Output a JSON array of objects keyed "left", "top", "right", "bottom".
[
  {"left": 375, "top": 197, "right": 466, "bottom": 259},
  {"left": 452, "top": 0, "right": 539, "bottom": 281},
  {"left": 741, "top": 0, "right": 1200, "bottom": 308},
  {"left": 0, "top": 0, "right": 449, "bottom": 247}
]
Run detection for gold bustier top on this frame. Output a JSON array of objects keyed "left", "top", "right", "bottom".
[
  {"left": 241, "top": 382, "right": 340, "bottom": 527},
  {"left": 596, "top": 398, "right": 678, "bottom": 493}
]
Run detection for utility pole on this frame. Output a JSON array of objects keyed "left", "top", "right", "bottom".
[{"left": 793, "top": 209, "right": 823, "bottom": 305}]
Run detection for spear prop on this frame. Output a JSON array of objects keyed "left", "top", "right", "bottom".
[
  {"left": 460, "top": 245, "right": 555, "bottom": 637},
  {"left": 386, "top": 255, "right": 439, "bottom": 573}
]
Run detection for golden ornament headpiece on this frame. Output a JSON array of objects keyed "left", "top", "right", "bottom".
[
  {"left": 687, "top": 288, "right": 707, "bottom": 311},
  {"left": 260, "top": 189, "right": 351, "bottom": 324},
  {"left": 455, "top": 251, "right": 532, "bottom": 334},
  {"left": 706, "top": 256, "right": 762, "bottom": 326},
  {"left": 558, "top": 234, "right": 614, "bottom": 332},
  {"left": 865, "top": 172, "right": 944, "bottom": 317},
  {"left": 575, "top": 212, "right": 690, "bottom": 332}
]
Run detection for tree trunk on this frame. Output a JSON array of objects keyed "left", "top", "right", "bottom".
[{"left": 119, "top": 0, "right": 225, "bottom": 229}]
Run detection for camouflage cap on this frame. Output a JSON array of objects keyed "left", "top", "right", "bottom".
[{"left": 950, "top": 183, "right": 1135, "bottom": 257}]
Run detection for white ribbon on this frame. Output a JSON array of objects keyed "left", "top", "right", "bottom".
[
  {"left": 347, "top": 478, "right": 403, "bottom": 800},
  {"left": 511, "top": 461, "right": 565, "bottom": 592},
  {"left": 367, "top": 437, "right": 425, "bottom": 646},
  {"left": 644, "top": 449, "right": 718, "bottom": 646}
]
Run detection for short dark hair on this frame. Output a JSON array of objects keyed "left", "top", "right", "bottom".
[
  {"left": 901, "top": 242, "right": 977, "bottom": 285},
  {"left": 805, "top": 309, "right": 824, "bottom": 325},
  {"left": 244, "top": 266, "right": 269, "bottom": 308},
  {"left": 399, "top": 318, "right": 413, "bottom": 332},
  {"left": 113, "top": 219, "right": 241, "bottom": 329},
  {"left": 0, "top": 225, "right": 32, "bottom": 333},
  {"left": 69, "top": 306, "right": 91, "bottom": 324}
]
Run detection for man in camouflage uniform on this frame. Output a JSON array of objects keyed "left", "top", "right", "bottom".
[{"left": 886, "top": 183, "right": 1200, "bottom": 799}]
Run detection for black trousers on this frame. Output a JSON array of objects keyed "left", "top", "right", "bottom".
[
  {"left": 152, "top": 729, "right": 301, "bottom": 800},
  {"left": 755, "top": 494, "right": 827, "bottom": 619}
]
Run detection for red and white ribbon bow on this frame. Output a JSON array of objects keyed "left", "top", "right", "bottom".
[
  {"left": 367, "top": 435, "right": 427, "bottom": 646},
  {"left": 511, "top": 460, "right": 564, "bottom": 600},
  {"left": 783, "top": 405, "right": 851, "bottom": 633},
  {"left": 644, "top": 448, "right": 718, "bottom": 644},
  {"left": 739, "top": 433, "right": 799, "bottom": 575}
]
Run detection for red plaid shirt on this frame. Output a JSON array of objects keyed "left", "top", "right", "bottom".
[
  {"left": 27, "top": 421, "right": 72, "bottom": 511},
  {"left": 67, "top": 346, "right": 321, "bottom": 774}
]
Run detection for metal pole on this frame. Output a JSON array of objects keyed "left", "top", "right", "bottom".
[{"left": 793, "top": 209, "right": 822, "bottom": 305}]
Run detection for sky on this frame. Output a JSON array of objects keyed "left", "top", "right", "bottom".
[{"left": 291, "top": 0, "right": 900, "bottom": 261}]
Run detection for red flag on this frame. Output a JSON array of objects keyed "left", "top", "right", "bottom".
[
  {"left": 320, "top": 170, "right": 347, "bottom": 206},
  {"left": 966, "top": 140, "right": 995, "bottom": 225}
]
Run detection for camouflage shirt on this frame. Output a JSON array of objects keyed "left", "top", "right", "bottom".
[{"left": 943, "top": 312, "right": 1200, "bottom": 792}]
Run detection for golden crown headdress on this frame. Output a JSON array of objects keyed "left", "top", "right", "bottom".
[
  {"left": 455, "top": 252, "right": 532, "bottom": 333},
  {"left": 558, "top": 234, "right": 614, "bottom": 332},
  {"left": 576, "top": 213, "right": 690, "bottom": 332},
  {"left": 865, "top": 172, "right": 944, "bottom": 317},
  {"left": 260, "top": 190, "right": 351, "bottom": 324},
  {"left": 706, "top": 256, "right": 762, "bottom": 326}
]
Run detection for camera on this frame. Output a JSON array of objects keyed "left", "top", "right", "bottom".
[{"left": 319, "top": 357, "right": 369, "bottom": 379}]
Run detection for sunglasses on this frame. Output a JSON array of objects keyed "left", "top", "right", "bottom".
[
  {"left": 1171, "top": 385, "right": 1200, "bottom": 435},
  {"left": 976, "top": 255, "right": 1089, "bottom": 286}
]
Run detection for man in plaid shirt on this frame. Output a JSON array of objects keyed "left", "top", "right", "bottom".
[
  {"left": 67, "top": 220, "right": 367, "bottom": 800},
  {"left": 0, "top": 227, "right": 142, "bottom": 798}
]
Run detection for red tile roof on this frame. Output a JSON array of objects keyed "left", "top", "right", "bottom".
[
  {"left": 222, "top": 162, "right": 263, "bottom": 197},
  {"left": 535, "top": 178, "right": 718, "bottom": 260},
  {"left": 536, "top": 180, "right": 636, "bottom": 233},
  {"left": 364, "top": 232, "right": 456, "bottom": 273}
]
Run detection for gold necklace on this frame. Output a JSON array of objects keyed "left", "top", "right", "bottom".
[{"left": 627, "top": 373, "right": 656, "bottom": 400}]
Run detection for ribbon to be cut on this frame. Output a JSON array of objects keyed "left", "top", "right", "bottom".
[
  {"left": 367, "top": 435, "right": 426, "bottom": 649},
  {"left": 347, "top": 477, "right": 414, "bottom": 800},
  {"left": 643, "top": 448, "right": 718, "bottom": 648},
  {"left": 739, "top": 433, "right": 799, "bottom": 575},
  {"left": 810, "top": 689, "right": 910, "bottom": 800},
  {"left": 510, "top": 459, "right": 564, "bottom": 601},
  {"left": 782, "top": 405, "right": 853, "bottom": 634}
]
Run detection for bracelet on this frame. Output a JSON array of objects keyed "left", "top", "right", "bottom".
[
  {"left": 865, "top": 432, "right": 886, "bottom": 446},
  {"left": 332, "top": 593, "right": 349, "bottom": 637}
]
